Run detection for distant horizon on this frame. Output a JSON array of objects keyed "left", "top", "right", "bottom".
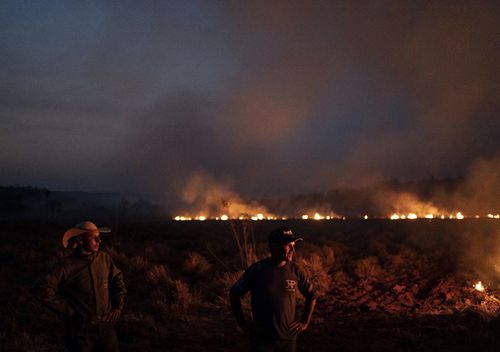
[{"left": 0, "top": 175, "right": 466, "bottom": 197}]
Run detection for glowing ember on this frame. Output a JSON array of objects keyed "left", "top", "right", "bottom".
[
  {"left": 302, "top": 215, "right": 309, "bottom": 220},
  {"left": 407, "top": 213, "right": 418, "bottom": 219},
  {"left": 456, "top": 212, "right": 464, "bottom": 220},
  {"left": 220, "top": 214, "right": 229, "bottom": 221},
  {"left": 425, "top": 214, "right": 434, "bottom": 219},
  {"left": 364, "top": 215, "right": 368, "bottom": 220},
  {"left": 474, "top": 281, "right": 485, "bottom": 292},
  {"left": 390, "top": 214, "right": 400, "bottom": 220}
]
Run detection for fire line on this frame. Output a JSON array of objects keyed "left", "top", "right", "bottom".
[{"left": 173, "top": 212, "right": 500, "bottom": 221}]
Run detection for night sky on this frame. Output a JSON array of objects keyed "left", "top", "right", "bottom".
[{"left": 1, "top": 1, "right": 499, "bottom": 201}]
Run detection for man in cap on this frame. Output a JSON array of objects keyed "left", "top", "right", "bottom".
[
  {"left": 230, "top": 226, "right": 317, "bottom": 352},
  {"left": 36, "top": 221, "right": 126, "bottom": 352}
]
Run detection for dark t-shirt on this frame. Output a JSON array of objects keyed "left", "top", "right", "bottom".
[{"left": 230, "top": 257, "right": 316, "bottom": 340}]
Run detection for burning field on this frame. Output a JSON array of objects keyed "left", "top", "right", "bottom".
[
  {"left": 2, "top": 217, "right": 500, "bottom": 352},
  {"left": 2, "top": 0, "right": 499, "bottom": 350}
]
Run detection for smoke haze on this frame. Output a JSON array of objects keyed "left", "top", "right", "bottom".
[{"left": 1, "top": 0, "right": 499, "bottom": 209}]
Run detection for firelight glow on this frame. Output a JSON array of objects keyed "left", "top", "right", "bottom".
[
  {"left": 314, "top": 213, "right": 324, "bottom": 220},
  {"left": 172, "top": 211, "right": 500, "bottom": 221},
  {"left": 474, "top": 281, "right": 485, "bottom": 292}
]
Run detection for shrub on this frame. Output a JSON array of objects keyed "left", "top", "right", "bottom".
[
  {"left": 131, "top": 255, "right": 150, "bottom": 272},
  {"left": 324, "top": 241, "right": 350, "bottom": 271},
  {"left": 213, "top": 271, "right": 244, "bottom": 307},
  {"left": 354, "top": 256, "right": 383, "bottom": 280},
  {"left": 299, "top": 254, "right": 332, "bottom": 298},
  {"left": 183, "top": 252, "right": 212, "bottom": 274},
  {"left": 170, "top": 279, "right": 193, "bottom": 318},
  {"left": 147, "top": 264, "right": 170, "bottom": 288},
  {"left": 332, "top": 270, "right": 351, "bottom": 286},
  {"left": 146, "top": 265, "right": 193, "bottom": 320},
  {"left": 321, "top": 245, "right": 335, "bottom": 268},
  {"left": 297, "top": 242, "right": 322, "bottom": 259}
]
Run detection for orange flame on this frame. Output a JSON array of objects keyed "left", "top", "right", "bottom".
[{"left": 474, "top": 281, "right": 485, "bottom": 292}]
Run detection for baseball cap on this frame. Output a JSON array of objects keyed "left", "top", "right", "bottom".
[{"left": 268, "top": 226, "right": 303, "bottom": 245}]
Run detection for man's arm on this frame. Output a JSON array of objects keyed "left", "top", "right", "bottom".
[
  {"left": 105, "top": 257, "right": 127, "bottom": 324},
  {"left": 290, "top": 265, "right": 318, "bottom": 336},
  {"left": 301, "top": 296, "right": 317, "bottom": 326},
  {"left": 289, "top": 297, "right": 316, "bottom": 336},
  {"left": 229, "top": 292, "right": 247, "bottom": 330},
  {"left": 108, "top": 259, "right": 126, "bottom": 310},
  {"left": 229, "top": 266, "right": 256, "bottom": 331},
  {"left": 35, "top": 263, "right": 74, "bottom": 317}
]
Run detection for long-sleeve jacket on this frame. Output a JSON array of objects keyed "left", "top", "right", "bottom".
[{"left": 37, "top": 251, "right": 126, "bottom": 320}]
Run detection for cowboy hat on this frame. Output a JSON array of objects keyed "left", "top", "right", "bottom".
[{"left": 62, "top": 221, "right": 111, "bottom": 248}]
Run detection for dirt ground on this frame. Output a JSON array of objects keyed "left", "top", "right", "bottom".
[{"left": 2, "top": 219, "right": 500, "bottom": 351}]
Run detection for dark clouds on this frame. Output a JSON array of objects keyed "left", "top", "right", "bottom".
[
  {"left": 1, "top": 0, "right": 499, "bottom": 204},
  {"left": 220, "top": 0, "right": 500, "bottom": 186}
]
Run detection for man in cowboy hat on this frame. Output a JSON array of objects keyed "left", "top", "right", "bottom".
[
  {"left": 230, "top": 226, "right": 317, "bottom": 352},
  {"left": 36, "top": 221, "right": 126, "bottom": 352}
]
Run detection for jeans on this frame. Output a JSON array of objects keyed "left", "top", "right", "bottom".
[
  {"left": 249, "top": 327, "right": 296, "bottom": 352},
  {"left": 66, "top": 316, "right": 120, "bottom": 352}
]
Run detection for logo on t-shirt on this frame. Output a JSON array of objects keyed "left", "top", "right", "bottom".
[{"left": 285, "top": 280, "right": 297, "bottom": 292}]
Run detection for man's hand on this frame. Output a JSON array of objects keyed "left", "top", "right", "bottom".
[
  {"left": 104, "top": 308, "right": 122, "bottom": 325},
  {"left": 288, "top": 321, "right": 308, "bottom": 336}
]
